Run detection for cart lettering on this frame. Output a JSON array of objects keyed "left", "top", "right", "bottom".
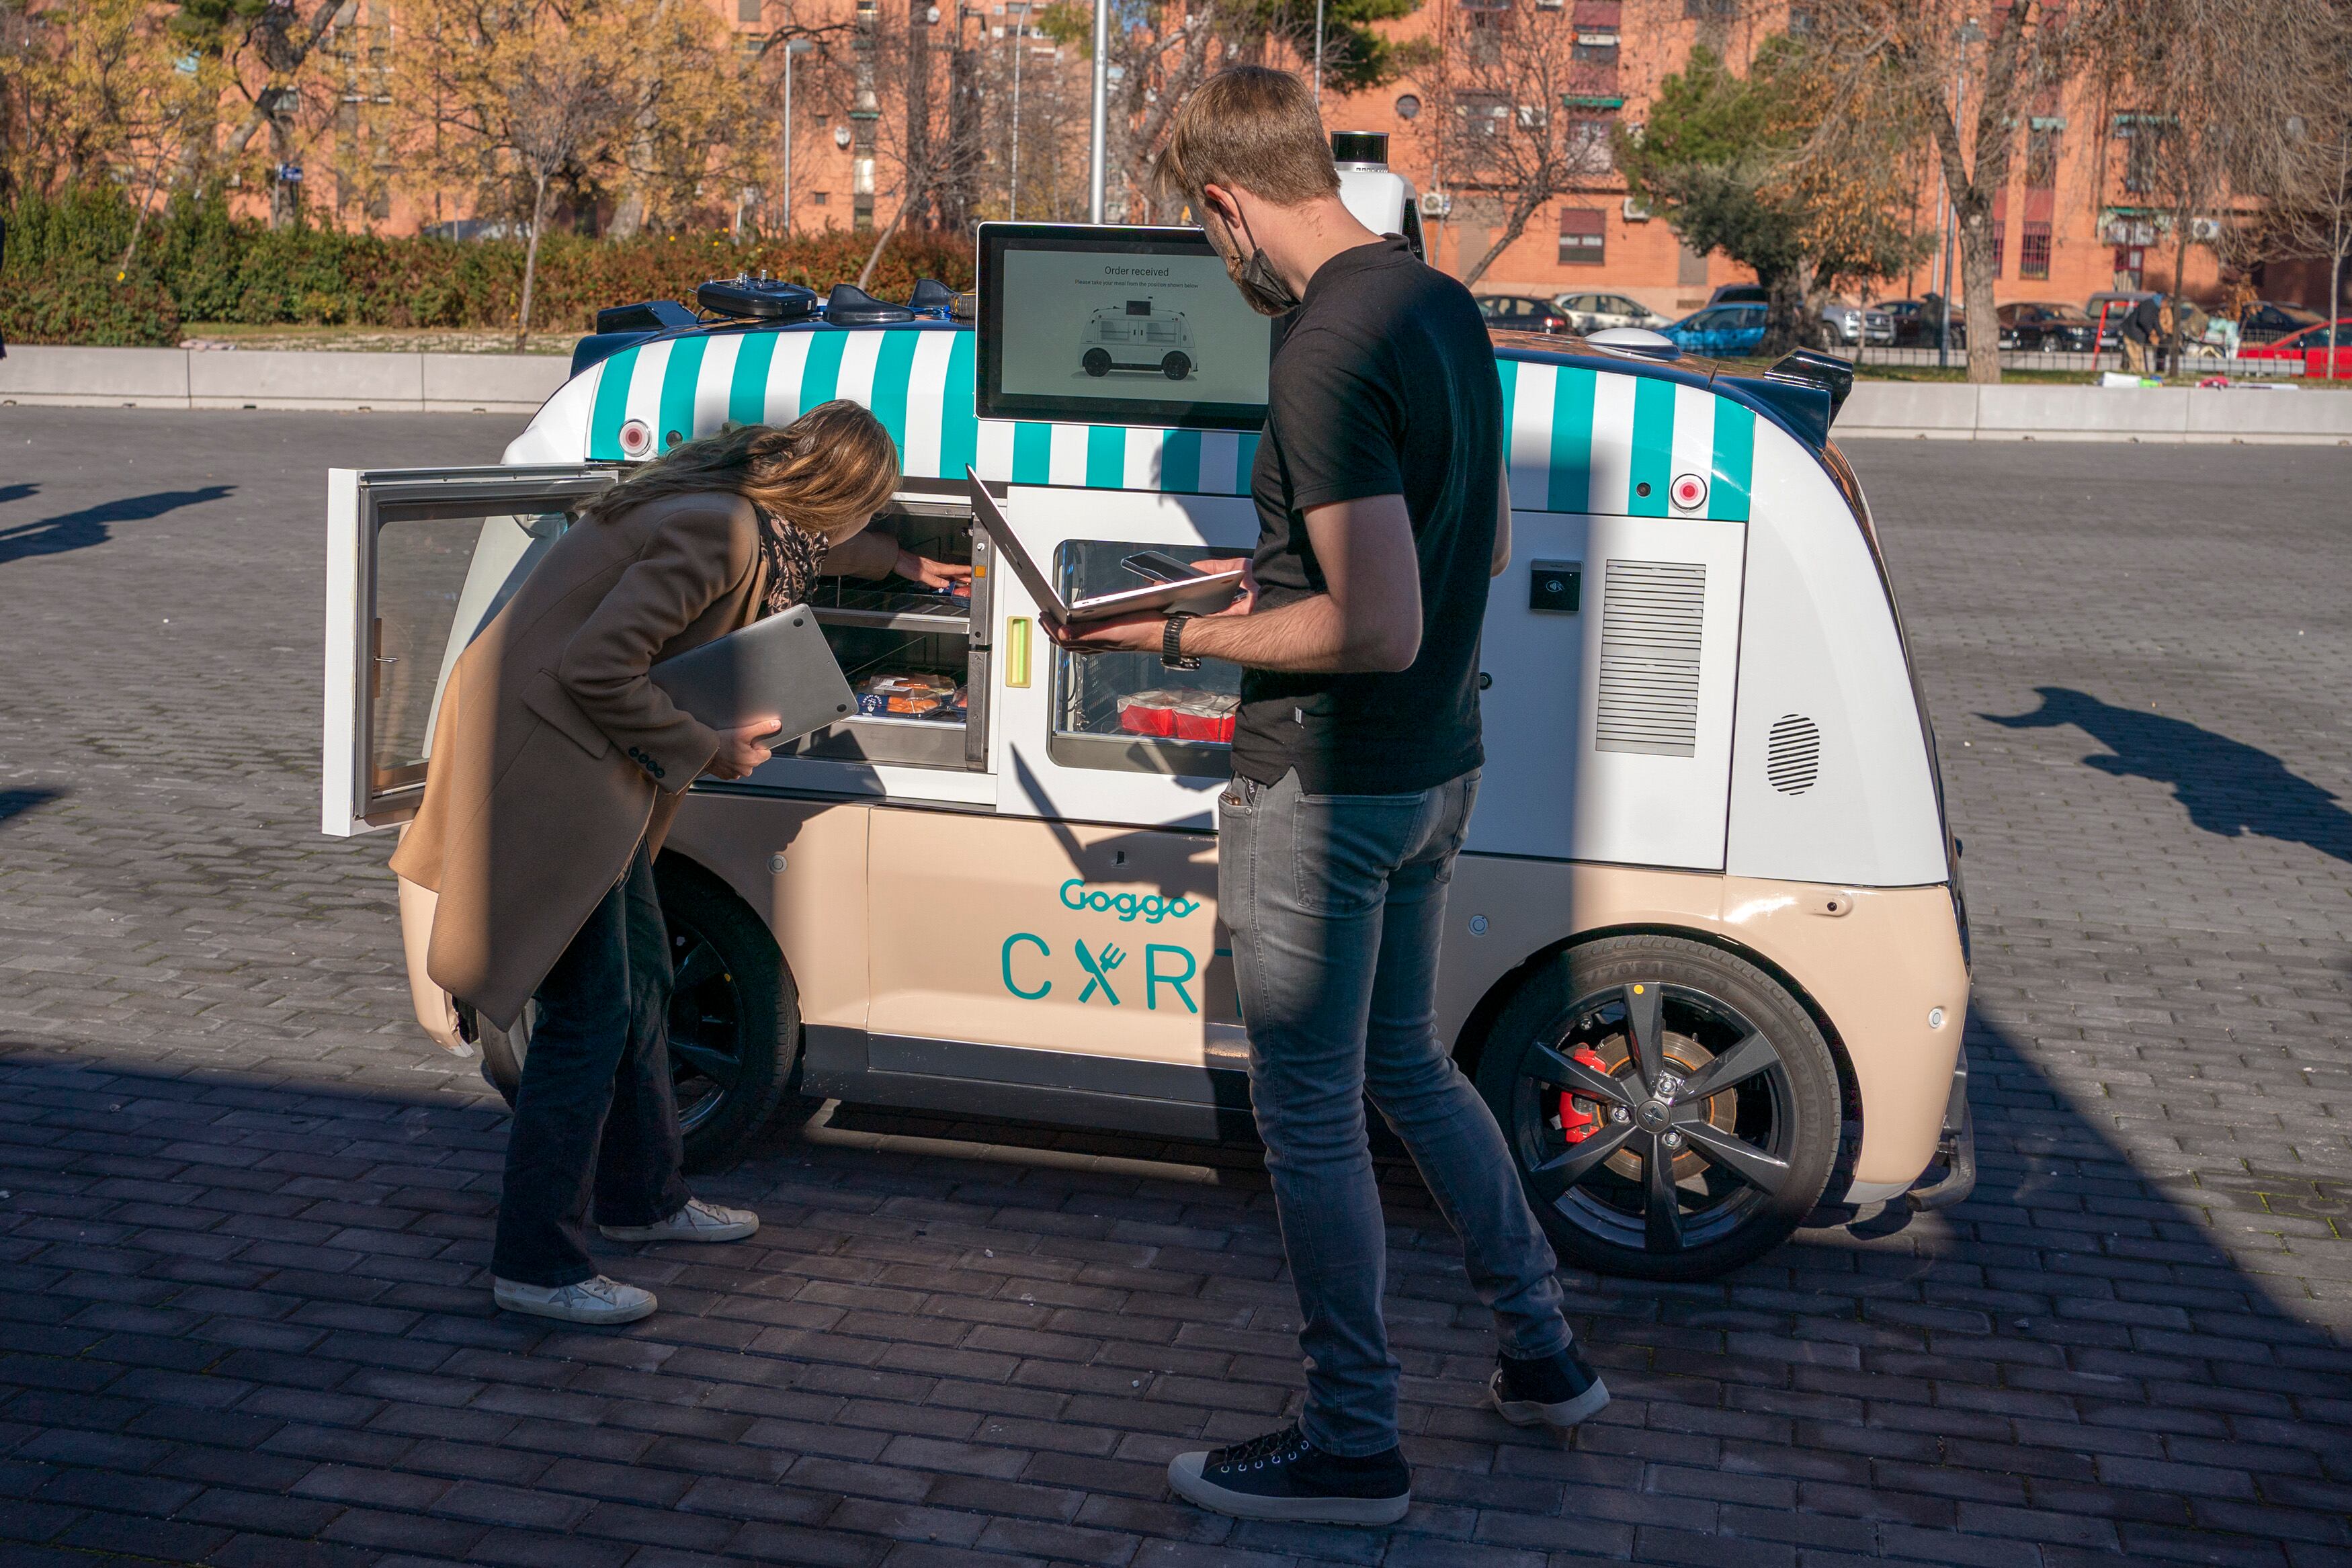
[
  {"left": 1001, "top": 933, "right": 1052, "bottom": 1000},
  {"left": 1144, "top": 945, "right": 1198, "bottom": 1014}
]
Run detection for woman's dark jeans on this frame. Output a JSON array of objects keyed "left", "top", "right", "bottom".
[{"left": 490, "top": 840, "right": 691, "bottom": 1287}]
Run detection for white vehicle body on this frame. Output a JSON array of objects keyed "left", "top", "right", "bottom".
[{"left": 323, "top": 303, "right": 1971, "bottom": 1280}]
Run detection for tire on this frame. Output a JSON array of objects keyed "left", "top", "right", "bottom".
[
  {"left": 474, "top": 856, "right": 804, "bottom": 1171},
  {"left": 1161, "top": 352, "right": 1191, "bottom": 380},
  {"left": 655, "top": 853, "right": 802, "bottom": 1168},
  {"left": 1083, "top": 348, "right": 1112, "bottom": 377},
  {"left": 1473, "top": 934, "right": 1840, "bottom": 1281}
]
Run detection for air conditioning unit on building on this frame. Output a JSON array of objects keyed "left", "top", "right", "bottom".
[
  {"left": 1622, "top": 195, "right": 1652, "bottom": 222},
  {"left": 1419, "top": 190, "right": 1454, "bottom": 218},
  {"left": 1536, "top": 0, "right": 1565, "bottom": 8},
  {"left": 2190, "top": 216, "right": 2223, "bottom": 242}
]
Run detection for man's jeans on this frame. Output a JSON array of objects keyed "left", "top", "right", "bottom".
[
  {"left": 1218, "top": 767, "right": 1572, "bottom": 1456},
  {"left": 490, "top": 840, "right": 691, "bottom": 1287}
]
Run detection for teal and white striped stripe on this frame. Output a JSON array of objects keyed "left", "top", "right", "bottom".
[
  {"left": 584, "top": 324, "right": 1257, "bottom": 496},
  {"left": 579, "top": 326, "right": 1755, "bottom": 519},
  {"left": 1498, "top": 355, "right": 1755, "bottom": 522}
]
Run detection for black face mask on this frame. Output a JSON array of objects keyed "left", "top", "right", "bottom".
[{"left": 1220, "top": 208, "right": 1299, "bottom": 316}]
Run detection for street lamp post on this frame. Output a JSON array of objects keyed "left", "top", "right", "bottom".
[
  {"left": 1087, "top": 0, "right": 1108, "bottom": 222},
  {"left": 781, "top": 38, "right": 812, "bottom": 237},
  {"left": 1007, "top": 0, "right": 1029, "bottom": 218}
]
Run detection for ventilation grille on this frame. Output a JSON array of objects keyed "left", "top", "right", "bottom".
[
  {"left": 1767, "top": 713, "right": 1821, "bottom": 794},
  {"left": 1595, "top": 559, "right": 1706, "bottom": 757}
]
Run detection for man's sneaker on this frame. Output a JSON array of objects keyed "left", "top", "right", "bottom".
[
  {"left": 493, "top": 1274, "right": 657, "bottom": 1324},
  {"left": 598, "top": 1198, "right": 759, "bottom": 1244},
  {"left": 1488, "top": 1344, "right": 1610, "bottom": 1428},
  {"left": 1167, "top": 1424, "right": 1410, "bottom": 1525}
]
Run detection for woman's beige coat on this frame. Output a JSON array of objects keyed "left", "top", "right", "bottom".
[{"left": 390, "top": 491, "right": 772, "bottom": 1030}]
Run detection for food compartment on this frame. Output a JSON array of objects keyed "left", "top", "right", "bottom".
[
  {"left": 1049, "top": 539, "right": 1241, "bottom": 779},
  {"left": 774, "top": 496, "right": 991, "bottom": 771}
]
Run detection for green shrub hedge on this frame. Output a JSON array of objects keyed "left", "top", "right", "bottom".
[{"left": 2, "top": 185, "right": 976, "bottom": 348}]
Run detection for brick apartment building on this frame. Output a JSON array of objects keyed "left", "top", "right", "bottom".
[
  {"left": 1314, "top": 0, "right": 2246, "bottom": 318},
  {"left": 308, "top": 0, "right": 2326, "bottom": 316}
]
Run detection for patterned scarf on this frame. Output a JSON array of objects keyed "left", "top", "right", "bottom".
[{"left": 754, "top": 507, "right": 830, "bottom": 619}]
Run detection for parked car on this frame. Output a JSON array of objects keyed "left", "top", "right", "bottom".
[
  {"left": 1880, "top": 298, "right": 1968, "bottom": 349},
  {"left": 1661, "top": 301, "right": 1770, "bottom": 357},
  {"left": 1997, "top": 301, "right": 2100, "bottom": 352},
  {"left": 1478, "top": 294, "right": 1574, "bottom": 333},
  {"left": 1703, "top": 284, "right": 1889, "bottom": 347},
  {"left": 2236, "top": 316, "right": 2352, "bottom": 374},
  {"left": 1552, "top": 291, "right": 1667, "bottom": 334},
  {"left": 1820, "top": 299, "right": 1896, "bottom": 347},
  {"left": 2237, "top": 299, "right": 2325, "bottom": 345}
]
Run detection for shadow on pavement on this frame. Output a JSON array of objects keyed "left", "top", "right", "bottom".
[
  {"left": 0, "top": 484, "right": 236, "bottom": 566},
  {"left": 1986, "top": 685, "right": 2352, "bottom": 865},
  {"left": 0, "top": 788, "right": 65, "bottom": 827},
  {"left": 0, "top": 1004, "right": 2343, "bottom": 1565}
]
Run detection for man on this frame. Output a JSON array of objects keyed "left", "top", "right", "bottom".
[
  {"left": 1049, "top": 66, "right": 1605, "bottom": 1526},
  {"left": 2122, "top": 293, "right": 2165, "bottom": 376}
]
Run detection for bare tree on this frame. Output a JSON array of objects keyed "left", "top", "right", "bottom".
[
  {"left": 399, "top": 0, "right": 628, "bottom": 345},
  {"left": 2277, "top": 110, "right": 2352, "bottom": 378},
  {"left": 1789, "top": 1, "right": 2120, "bottom": 384},
  {"left": 2113, "top": 0, "right": 2347, "bottom": 366},
  {"left": 1419, "top": 0, "right": 1618, "bottom": 286}
]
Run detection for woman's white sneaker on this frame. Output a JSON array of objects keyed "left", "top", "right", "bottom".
[
  {"left": 493, "top": 1274, "right": 657, "bottom": 1323},
  {"left": 599, "top": 1198, "right": 759, "bottom": 1244}
]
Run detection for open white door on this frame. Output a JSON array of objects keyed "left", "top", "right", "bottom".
[{"left": 323, "top": 466, "right": 616, "bottom": 837}]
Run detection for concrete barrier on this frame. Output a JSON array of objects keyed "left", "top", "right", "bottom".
[
  {"left": 0, "top": 345, "right": 569, "bottom": 415},
  {"left": 1838, "top": 378, "right": 2352, "bottom": 444},
  {"left": 0, "top": 346, "right": 192, "bottom": 407}
]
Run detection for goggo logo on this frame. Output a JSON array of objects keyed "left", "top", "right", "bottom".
[{"left": 1058, "top": 879, "right": 1201, "bottom": 924}]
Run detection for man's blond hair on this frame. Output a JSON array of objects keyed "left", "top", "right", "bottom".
[{"left": 1152, "top": 66, "right": 1340, "bottom": 214}]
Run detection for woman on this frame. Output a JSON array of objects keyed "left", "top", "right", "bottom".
[{"left": 391, "top": 401, "right": 959, "bottom": 1324}]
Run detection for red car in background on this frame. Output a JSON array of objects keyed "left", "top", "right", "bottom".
[{"left": 2236, "top": 317, "right": 2352, "bottom": 376}]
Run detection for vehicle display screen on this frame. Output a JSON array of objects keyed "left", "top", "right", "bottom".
[{"left": 976, "top": 222, "right": 1274, "bottom": 431}]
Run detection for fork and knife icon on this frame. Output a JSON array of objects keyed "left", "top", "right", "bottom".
[{"left": 1075, "top": 940, "right": 1126, "bottom": 1004}]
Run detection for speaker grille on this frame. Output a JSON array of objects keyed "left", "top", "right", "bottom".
[
  {"left": 1595, "top": 560, "right": 1706, "bottom": 757},
  {"left": 1767, "top": 713, "right": 1821, "bottom": 794}
]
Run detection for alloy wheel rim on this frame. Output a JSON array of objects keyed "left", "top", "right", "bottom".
[
  {"left": 666, "top": 923, "right": 745, "bottom": 1135},
  {"left": 1507, "top": 979, "right": 1797, "bottom": 1254}
]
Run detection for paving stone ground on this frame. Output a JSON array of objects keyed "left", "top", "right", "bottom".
[{"left": 0, "top": 408, "right": 2347, "bottom": 1568}]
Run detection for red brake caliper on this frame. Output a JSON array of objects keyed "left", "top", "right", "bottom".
[{"left": 1557, "top": 1046, "right": 1612, "bottom": 1144}]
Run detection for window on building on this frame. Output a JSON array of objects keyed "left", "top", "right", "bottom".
[
  {"left": 738, "top": 0, "right": 762, "bottom": 19},
  {"left": 1683, "top": 0, "right": 1735, "bottom": 14},
  {"left": 1990, "top": 221, "right": 2005, "bottom": 274},
  {"left": 812, "top": 191, "right": 830, "bottom": 206},
  {"left": 1572, "top": 36, "right": 1620, "bottom": 66},
  {"left": 2026, "top": 126, "right": 2062, "bottom": 189},
  {"left": 1560, "top": 207, "right": 1605, "bottom": 265},
  {"left": 2020, "top": 220, "right": 2052, "bottom": 279},
  {"left": 1458, "top": 91, "right": 1508, "bottom": 138},
  {"left": 2117, "top": 116, "right": 2162, "bottom": 193},
  {"left": 1566, "top": 116, "right": 1614, "bottom": 173}
]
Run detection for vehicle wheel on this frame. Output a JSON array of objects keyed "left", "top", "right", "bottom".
[
  {"left": 655, "top": 854, "right": 802, "bottom": 1169},
  {"left": 1473, "top": 934, "right": 1840, "bottom": 1281},
  {"left": 1083, "top": 348, "right": 1112, "bottom": 377},
  {"left": 1162, "top": 352, "right": 1191, "bottom": 380}
]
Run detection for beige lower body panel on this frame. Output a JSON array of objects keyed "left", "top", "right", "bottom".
[{"left": 665, "top": 793, "right": 1968, "bottom": 1192}]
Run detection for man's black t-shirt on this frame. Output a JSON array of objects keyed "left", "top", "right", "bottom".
[{"left": 1232, "top": 236, "right": 1501, "bottom": 795}]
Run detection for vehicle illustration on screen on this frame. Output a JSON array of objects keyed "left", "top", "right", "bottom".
[{"left": 1079, "top": 299, "right": 1194, "bottom": 380}]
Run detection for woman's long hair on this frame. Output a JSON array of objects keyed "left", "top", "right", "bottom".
[{"left": 582, "top": 399, "right": 900, "bottom": 541}]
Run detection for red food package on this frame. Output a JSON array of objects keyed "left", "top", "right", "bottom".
[{"left": 1117, "top": 690, "right": 1182, "bottom": 737}]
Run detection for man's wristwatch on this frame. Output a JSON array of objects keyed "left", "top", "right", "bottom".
[{"left": 1161, "top": 613, "right": 1201, "bottom": 670}]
